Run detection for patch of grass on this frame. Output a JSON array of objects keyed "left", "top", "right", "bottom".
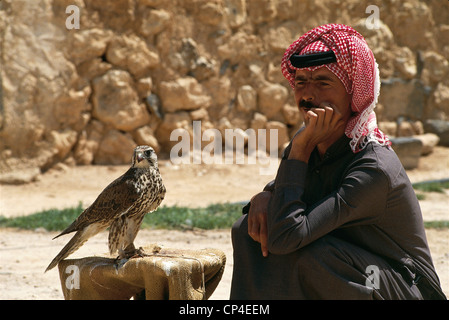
[
  {"left": 412, "top": 179, "right": 449, "bottom": 193},
  {"left": 142, "top": 203, "right": 244, "bottom": 230},
  {"left": 0, "top": 203, "right": 84, "bottom": 231},
  {"left": 0, "top": 202, "right": 245, "bottom": 231},
  {"left": 1, "top": 202, "right": 447, "bottom": 231},
  {"left": 415, "top": 193, "right": 426, "bottom": 201},
  {"left": 424, "top": 220, "right": 449, "bottom": 229}
]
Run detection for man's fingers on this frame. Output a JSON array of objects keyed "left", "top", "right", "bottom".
[
  {"left": 313, "top": 108, "right": 326, "bottom": 127},
  {"left": 313, "top": 104, "right": 344, "bottom": 130},
  {"left": 306, "top": 110, "right": 318, "bottom": 128},
  {"left": 259, "top": 219, "right": 269, "bottom": 257},
  {"left": 248, "top": 210, "right": 269, "bottom": 257},
  {"left": 248, "top": 217, "right": 260, "bottom": 242},
  {"left": 247, "top": 191, "right": 271, "bottom": 254}
]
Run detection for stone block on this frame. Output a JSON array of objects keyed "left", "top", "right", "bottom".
[
  {"left": 390, "top": 137, "right": 423, "bottom": 170},
  {"left": 424, "top": 120, "right": 449, "bottom": 146}
]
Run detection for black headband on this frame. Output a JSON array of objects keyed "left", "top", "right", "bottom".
[{"left": 289, "top": 50, "right": 337, "bottom": 68}]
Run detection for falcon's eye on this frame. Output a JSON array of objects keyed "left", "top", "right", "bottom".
[{"left": 144, "top": 150, "right": 152, "bottom": 157}]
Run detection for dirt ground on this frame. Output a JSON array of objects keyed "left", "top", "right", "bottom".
[{"left": 0, "top": 147, "right": 448, "bottom": 300}]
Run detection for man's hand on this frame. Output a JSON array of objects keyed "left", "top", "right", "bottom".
[
  {"left": 288, "top": 103, "right": 345, "bottom": 162},
  {"left": 247, "top": 191, "right": 271, "bottom": 257}
]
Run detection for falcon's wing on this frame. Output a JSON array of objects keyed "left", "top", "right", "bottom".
[
  {"left": 84, "top": 173, "right": 139, "bottom": 221},
  {"left": 55, "top": 170, "right": 139, "bottom": 238}
]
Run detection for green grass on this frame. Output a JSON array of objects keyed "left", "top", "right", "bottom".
[
  {"left": 141, "top": 203, "right": 244, "bottom": 230},
  {"left": 1, "top": 193, "right": 448, "bottom": 231},
  {"left": 424, "top": 220, "right": 449, "bottom": 229},
  {"left": 0, "top": 202, "right": 245, "bottom": 231},
  {"left": 412, "top": 179, "right": 449, "bottom": 193},
  {"left": 0, "top": 203, "right": 84, "bottom": 231},
  {"left": 412, "top": 179, "right": 449, "bottom": 200}
]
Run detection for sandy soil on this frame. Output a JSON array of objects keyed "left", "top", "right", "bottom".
[{"left": 0, "top": 148, "right": 448, "bottom": 299}]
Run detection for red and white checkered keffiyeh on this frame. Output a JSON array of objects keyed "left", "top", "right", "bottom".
[{"left": 281, "top": 24, "right": 391, "bottom": 153}]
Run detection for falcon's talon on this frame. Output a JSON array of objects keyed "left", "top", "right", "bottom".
[
  {"left": 124, "top": 247, "right": 149, "bottom": 259},
  {"left": 114, "top": 257, "right": 129, "bottom": 269}
]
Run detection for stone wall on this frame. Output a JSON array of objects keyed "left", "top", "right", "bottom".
[{"left": 1, "top": 0, "right": 448, "bottom": 177}]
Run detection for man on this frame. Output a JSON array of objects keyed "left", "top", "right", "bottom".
[{"left": 230, "top": 24, "right": 446, "bottom": 300}]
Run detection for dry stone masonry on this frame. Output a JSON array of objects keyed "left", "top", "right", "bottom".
[{"left": 1, "top": 0, "right": 448, "bottom": 181}]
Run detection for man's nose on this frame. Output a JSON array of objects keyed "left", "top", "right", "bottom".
[{"left": 301, "top": 84, "right": 316, "bottom": 101}]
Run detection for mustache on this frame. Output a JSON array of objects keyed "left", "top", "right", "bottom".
[{"left": 298, "top": 100, "right": 319, "bottom": 109}]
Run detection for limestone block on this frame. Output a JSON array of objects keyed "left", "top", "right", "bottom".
[
  {"left": 424, "top": 120, "right": 449, "bottom": 147},
  {"left": 159, "top": 77, "right": 211, "bottom": 112},
  {"left": 250, "top": 112, "right": 267, "bottom": 131},
  {"left": 421, "top": 51, "right": 449, "bottom": 85},
  {"left": 390, "top": 137, "right": 423, "bottom": 170},
  {"left": 224, "top": 0, "right": 247, "bottom": 28},
  {"left": 66, "top": 28, "right": 112, "bottom": 65},
  {"left": 94, "top": 130, "right": 137, "bottom": 165},
  {"left": 139, "top": 9, "right": 171, "bottom": 36},
  {"left": 379, "top": 78, "right": 428, "bottom": 121},
  {"left": 429, "top": 83, "right": 449, "bottom": 115},
  {"left": 414, "top": 133, "right": 440, "bottom": 156},
  {"left": 106, "top": 35, "right": 160, "bottom": 78},
  {"left": 132, "top": 126, "right": 160, "bottom": 153},
  {"left": 282, "top": 104, "right": 301, "bottom": 126},
  {"left": 258, "top": 83, "right": 288, "bottom": 119},
  {"left": 236, "top": 85, "right": 257, "bottom": 113},
  {"left": 92, "top": 70, "right": 151, "bottom": 131}
]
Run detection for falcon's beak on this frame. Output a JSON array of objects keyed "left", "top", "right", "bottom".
[{"left": 136, "top": 152, "right": 144, "bottom": 162}]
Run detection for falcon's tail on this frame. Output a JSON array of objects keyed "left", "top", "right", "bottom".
[
  {"left": 45, "top": 224, "right": 102, "bottom": 272},
  {"left": 45, "top": 230, "right": 87, "bottom": 272}
]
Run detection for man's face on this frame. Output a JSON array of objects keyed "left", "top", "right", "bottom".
[{"left": 293, "top": 67, "right": 352, "bottom": 125}]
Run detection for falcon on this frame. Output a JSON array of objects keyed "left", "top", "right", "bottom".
[{"left": 45, "top": 145, "right": 166, "bottom": 272}]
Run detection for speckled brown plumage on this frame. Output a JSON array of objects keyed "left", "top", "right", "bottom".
[{"left": 45, "top": 146, "right": 166, "bottom": 272}]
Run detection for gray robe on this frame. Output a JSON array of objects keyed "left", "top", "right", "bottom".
[{"left": 230, "top": 136, "right": 446, "bottom": 299}]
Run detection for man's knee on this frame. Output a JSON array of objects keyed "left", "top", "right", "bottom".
[
  {"left": 295, "top": 235, "right": 335, "bottom": 256},
  {"left": 294, "top": 236, "right": 343, "bottom": 267}
]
